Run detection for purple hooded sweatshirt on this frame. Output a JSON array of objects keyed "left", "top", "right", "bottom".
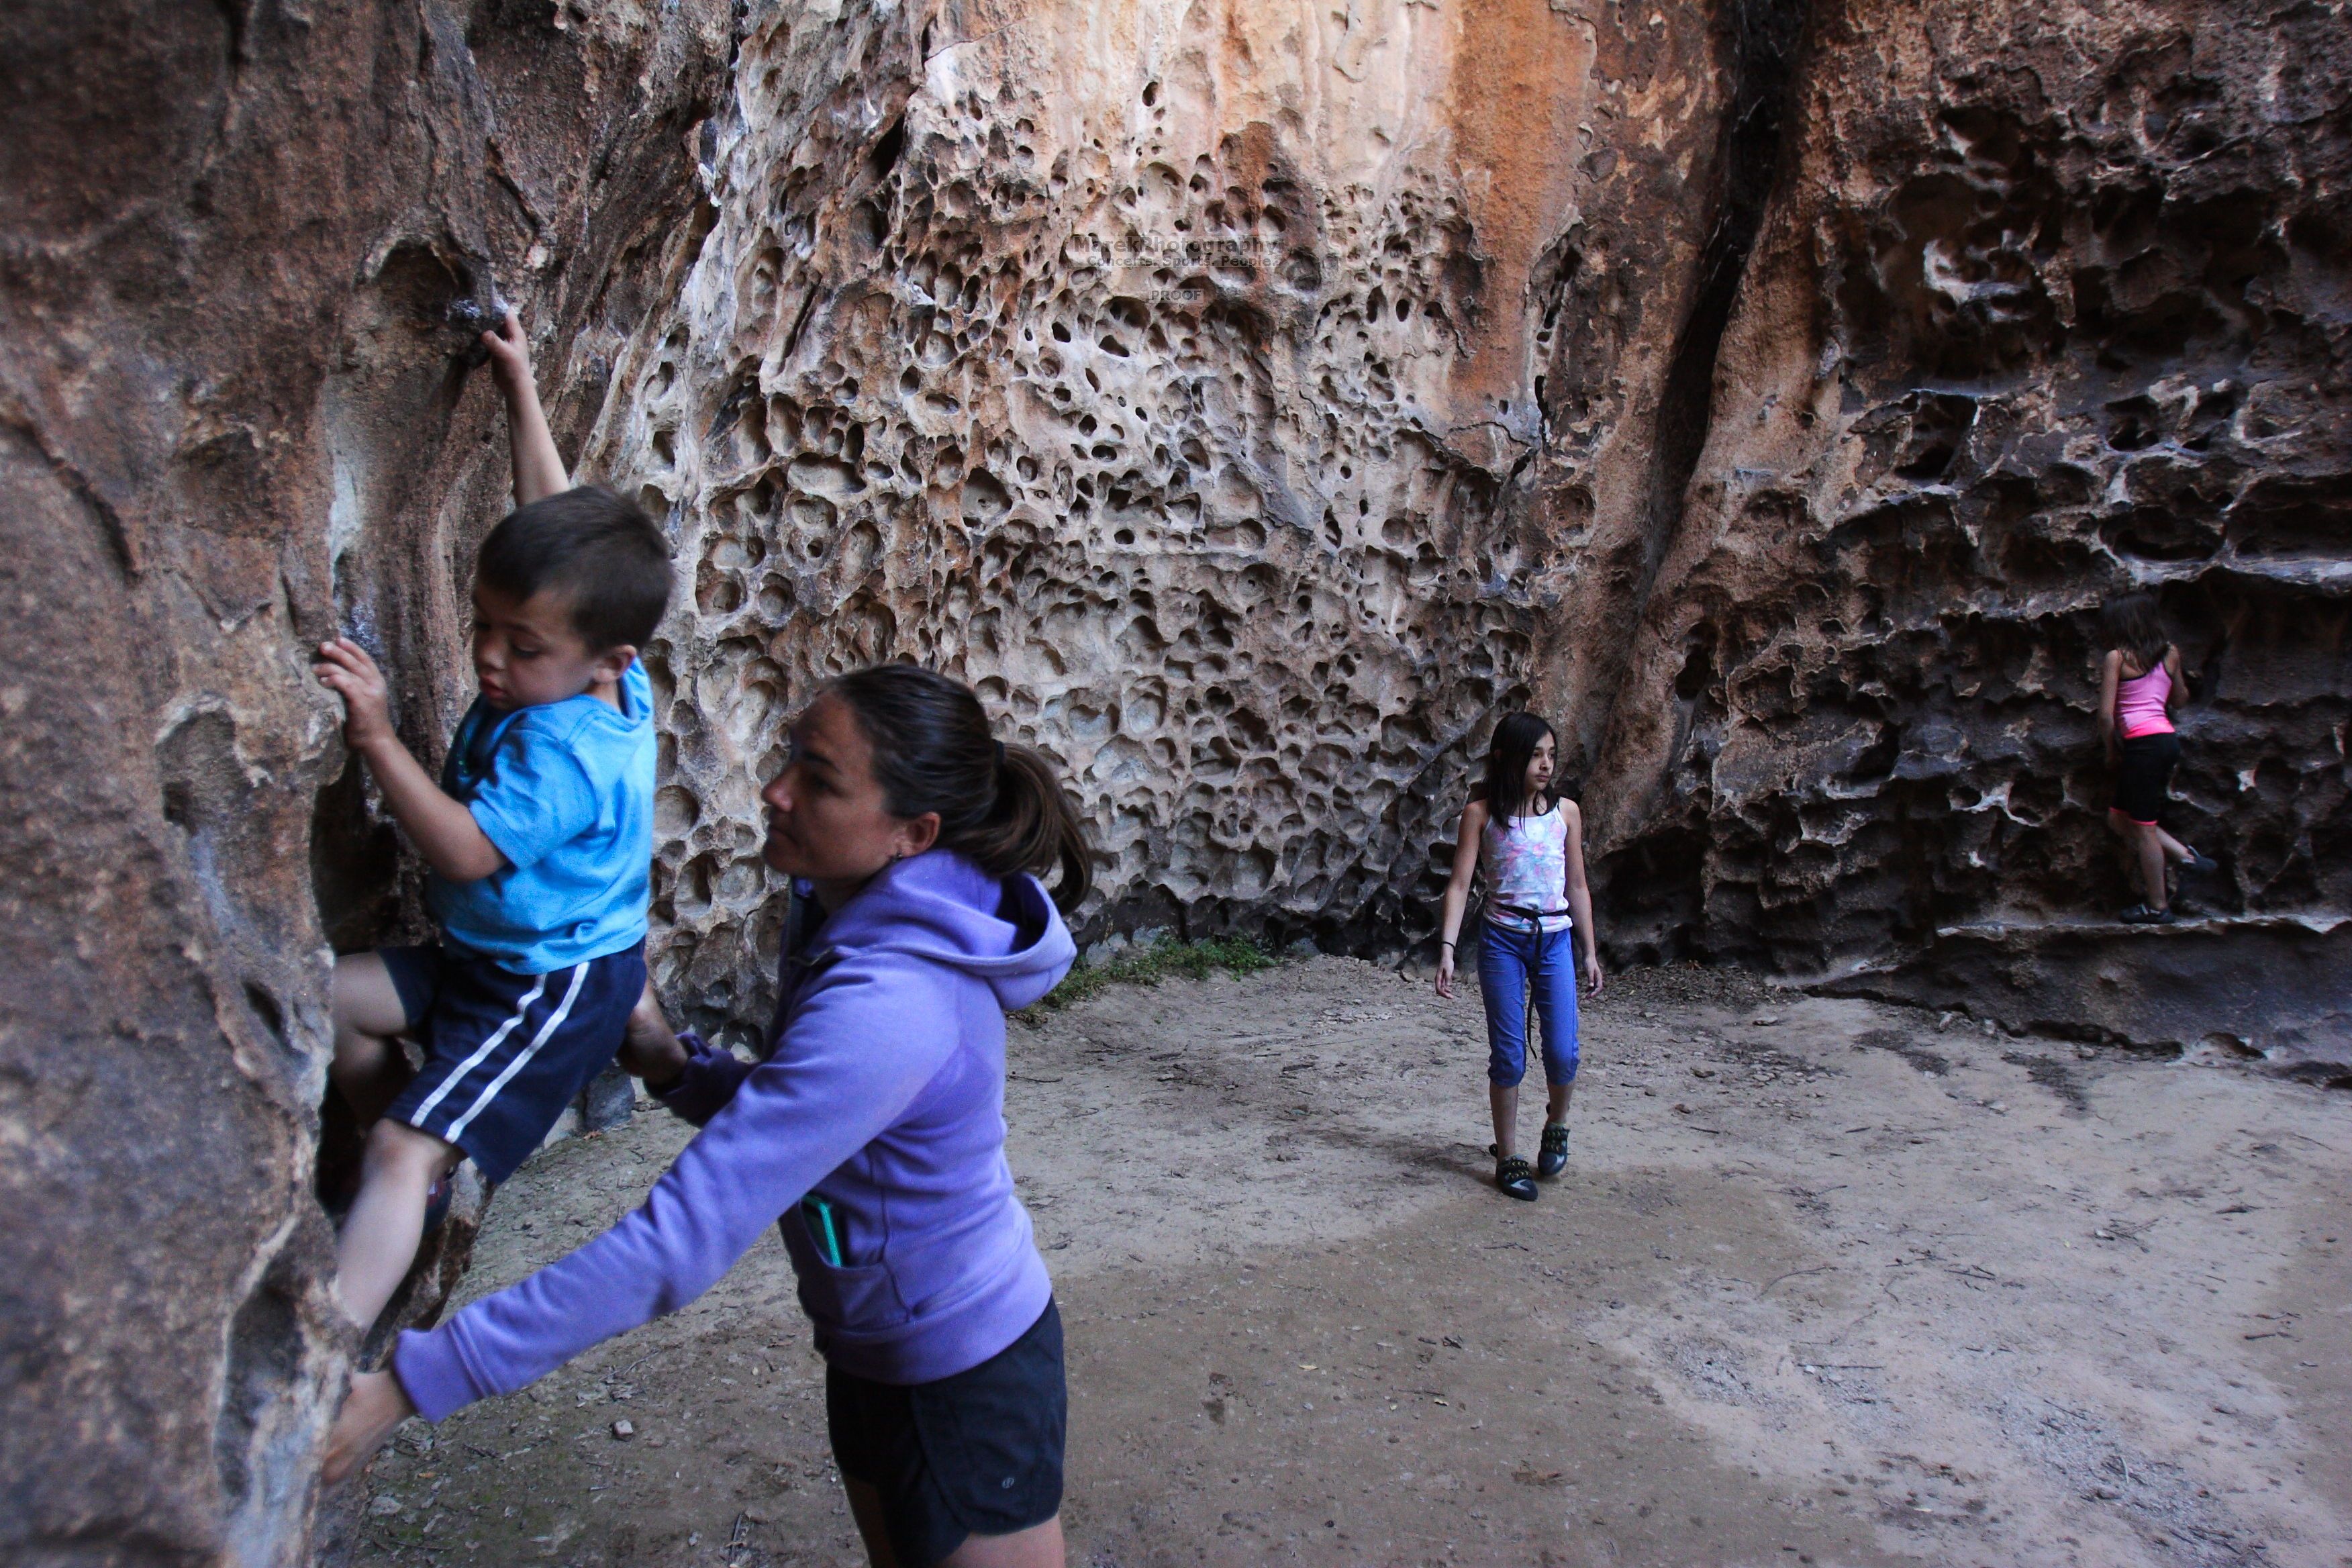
[{"left": 391, "top": 850, "right": 1075, "bottom": 1420}]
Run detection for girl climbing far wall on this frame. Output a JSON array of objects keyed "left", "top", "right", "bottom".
[
  {"left": 1434, "top": 713, "right": 1603, "bottom": 1202},
  {"left": 2098, "top": 590, "right": 2218, "bottom": 925},
  {"left": 324, "top": 663, "right": 1094, "bottom": 1568}
]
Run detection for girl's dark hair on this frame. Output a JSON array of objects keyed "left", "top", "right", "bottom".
[
  {"left": 826, "top": 663, "right": 1095, "bottom": 910},
  {"left": 2100, "top": 591, "right": 2169, "bottom": 672},
  {"left": 1479, "top": 712, "right": 1558, "bottom": 824}
]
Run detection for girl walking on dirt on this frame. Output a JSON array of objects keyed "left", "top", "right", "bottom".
[
  {"left": 2098, "top": 591, "right": 2217, "bottom": 925},
  {"left": 325, "top": 664, "right": 1093, "bottom": 1568},
  {"left": 1434, "top": 713, "right": 1604, "bottom": 1202}
]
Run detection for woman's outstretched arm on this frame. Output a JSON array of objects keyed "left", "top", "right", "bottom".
[{"left": 370, "top": 959, "right": 963, "bottom": 1427}]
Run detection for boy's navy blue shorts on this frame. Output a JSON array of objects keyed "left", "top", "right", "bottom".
[{"left": 381, "top": 940, "right": 643, "bottom": 1185}]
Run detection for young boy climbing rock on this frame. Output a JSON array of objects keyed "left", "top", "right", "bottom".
[{"left": 313, "top": 309, "right": 672, "bottom": 1336}]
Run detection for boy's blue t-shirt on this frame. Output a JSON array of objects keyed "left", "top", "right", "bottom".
[{"left": 426, "top": 659, "right": 654, "bottom": 975}]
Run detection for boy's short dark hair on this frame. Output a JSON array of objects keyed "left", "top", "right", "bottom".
[{"left": 477, "top": 486, "right": 672, "bottom": 651}]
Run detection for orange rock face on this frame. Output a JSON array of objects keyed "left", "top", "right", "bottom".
[{"left": 3, "top": 0, "right": 2346, "bottom": 1555}]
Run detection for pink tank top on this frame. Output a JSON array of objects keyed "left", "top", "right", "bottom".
[{"left": 2116, "top": 658, "right": 2173, "bottom": 739}]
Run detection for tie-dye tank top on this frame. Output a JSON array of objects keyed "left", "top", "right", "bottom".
[{"left": 1481, "top": 802, "right": 1573, "bottom": 934}]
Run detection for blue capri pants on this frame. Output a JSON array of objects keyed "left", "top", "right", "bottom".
[{"left": 1476, "top": 922, "right": 1581, "bottom": 1088}]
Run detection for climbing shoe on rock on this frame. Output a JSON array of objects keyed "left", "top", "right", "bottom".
[
  {"left": 2179, "top": 848, "right": 2220, "bottom": 875},
  {"left": 1495, "top": 1155, "right": 1537, "bottom": 1202},
  {"left": 2119, "top": 903, "right": 2175, "bottom": 926},
  {"left": 1536, "top": 1122, "right": 1570, "bottom": 1177}
]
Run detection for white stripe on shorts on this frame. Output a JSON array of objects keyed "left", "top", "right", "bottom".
[
  {"left": 407, "top": 972, "right": 550, "bottom": 1130},
  {"left": 442, "top": 962, "right": 590, "bottom": 1145}
]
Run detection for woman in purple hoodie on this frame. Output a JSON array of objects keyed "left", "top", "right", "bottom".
[{"left": 324, "top": 664, "right": 1093, "bottom": 1568}]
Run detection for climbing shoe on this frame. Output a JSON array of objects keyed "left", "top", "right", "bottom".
[
  {"left": 1495, "top": 1155, "right": 1538, "bottom": 1202},
  {"left": 2118, "top": 903, "right": 2175, "bottom": 926},
  {"left": 1536, "top": 1122, "right": 1570, "bottom": 1177},
  {"left": 2179, "top": 848, "right": 2220, "bottom": 875}
]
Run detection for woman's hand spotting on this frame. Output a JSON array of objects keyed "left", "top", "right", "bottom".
[
  {"left": 321, "top": 1369, "right": 415, "bottom": 1487},
  {"left": 1434, "top": 950, "right": 1456, "bottom": 999},
  {"left": 313, "top": 638, "right": 395, "bottom": 750},
  {"left": 1583, "top": 950, "right": 1605, "bottom": 997},
  {"left": 617, "top": 977, "right": 690, "bottom": 1088},
  {"left": 481, "top": 309, "right": 533, "bottom": 389}
]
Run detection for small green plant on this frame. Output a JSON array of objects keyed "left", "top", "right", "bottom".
[{"left": 1021, "top": 934, "right": 1279, "bottom": 1016}]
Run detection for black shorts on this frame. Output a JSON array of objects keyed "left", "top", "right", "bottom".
[
  {"left": 381, "top": 940, "right": 642, "bottom": 1185},
  {"left": 826, "top": 1300, "right": 1066, "bottom": 1568},
  {"left": 2111, "top": 732, "right": 2182, "bottom": 826}
]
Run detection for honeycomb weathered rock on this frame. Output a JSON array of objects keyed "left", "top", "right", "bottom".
[
  {"left": 1576, "top": 0, "right": 2352, "bottom": 1057},
  {"left": 6, "top": 0, "right": 2349, "bottom": 1555},
  {"left": 597, "top": 0, "right": 1751, "bottom": 1036},
  {"left": 592, "top": 0, "right": 2348, "bottom": 1052}
]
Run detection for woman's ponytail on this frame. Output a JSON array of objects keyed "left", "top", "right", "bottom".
[
  {"left": 973, "top": 740, "right": 1095, "bottom": 910},
  {"left": 826, "top": 663, "right": 1097, "bottom": 910}
]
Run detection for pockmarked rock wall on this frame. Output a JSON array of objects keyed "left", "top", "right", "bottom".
[
  {"left": 5, "top": 0, "right": 2347, "bottom": 1556},
  {"left": 1581, "top": 1, "right": 2352, "bottom": 1062},
  {"left": 605, "top": 0, "right": 1750, "bottom": 1035},
  {"left": 603, "top": 0, "right": 2348, "bottom": 1056},
  {"left": 0, "top": 0, "right": 725, "bottom": 1559}
]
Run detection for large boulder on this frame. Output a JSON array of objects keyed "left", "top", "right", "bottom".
[
  {"left": 597, "top": 0, "right": 2348, "bottom": 1054},
  {"left": 0, "top": 0, "right": 724, "bottom": 1559},
  {"left": 607, "top": 0, "right": 1772, "bottom": 1031}
]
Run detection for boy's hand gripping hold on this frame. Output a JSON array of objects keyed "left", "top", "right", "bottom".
[
  {"left": 312, "top": 638, "right": 506, "bottom": 883},
  {"left": 313, "top": 637, "right": 397, "bottom": 750},
  {"left": 479, "top": 309, "right": 569, "bottom": 507},
  {"left": 479, "top": 308, "right": 533, "bottom": 387}
]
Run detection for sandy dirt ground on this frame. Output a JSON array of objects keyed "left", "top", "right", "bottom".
[{"left": 344, "top": 957, "right": 2352, "bottom": 1568}]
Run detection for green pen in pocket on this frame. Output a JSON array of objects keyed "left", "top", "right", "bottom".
[{"left": 801, "top": 1193, "right": 848, "bottom": 1267}]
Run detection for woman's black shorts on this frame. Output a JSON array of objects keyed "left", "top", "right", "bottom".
[
  {"left": 826, "top": 1300, "right": 1065, "bottom": 1567},
  {"left": 2112, "top": 732, "right": 2182, "bottom": 826}
]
